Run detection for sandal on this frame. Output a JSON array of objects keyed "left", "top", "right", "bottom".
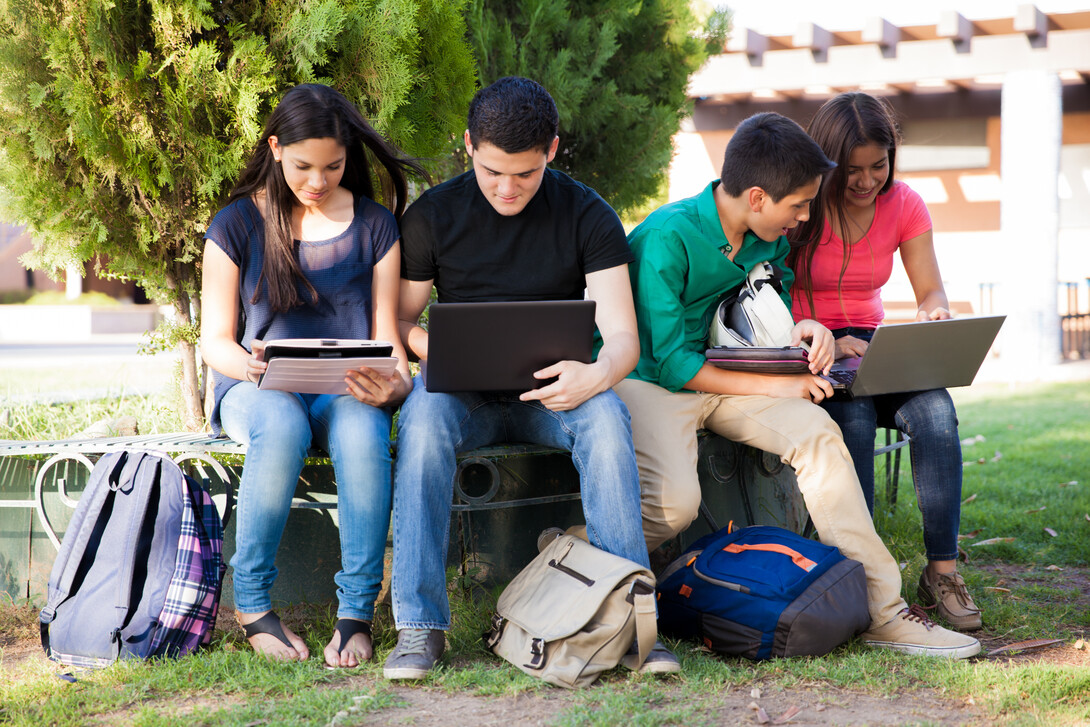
[
  {"left": 241, "top": 611, "right": 299, "bottom": 658},
  {"left": 325, "top": 618, "right": 372, "bottom": 669}
]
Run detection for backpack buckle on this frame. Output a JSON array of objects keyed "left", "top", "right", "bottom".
[
  {"left": 626, "top": 578, "right": 655, "bottom": 603},
  {"left": 524, "top": 637, "right": 545, "bottom": 670},
  {"left": 485, "top": 613, "right": 505, "bottom": 648}
]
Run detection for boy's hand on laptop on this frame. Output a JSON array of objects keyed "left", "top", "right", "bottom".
[
  {"left": 345, "top": 367, "right": 411, "bottom": 407},
  {"left": 790, "top": 321, "right": 834, "bottom": 374},
  {"left": 520, "top": 360, "right": 608, "bottom": 412},
  {"left": 835, "top": 335, "right": 869, "bottom": 360},
  {"left": 764, "top": 374, "right": 834, "bottom": 403}
]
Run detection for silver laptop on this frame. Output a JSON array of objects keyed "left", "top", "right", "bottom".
[
  {"left": 823, "top": 315, "right": 1006, "bottom": 399},
  {"left": 423, "top": 300, "right": 596, "bottom": 393}
]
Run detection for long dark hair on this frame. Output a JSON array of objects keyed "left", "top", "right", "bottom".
[
  {"left": 228, "top": 84, "right": 428, "bottom": 312},
  {"left": 787, "top": 92, "right": 900, "bottom": 316}
]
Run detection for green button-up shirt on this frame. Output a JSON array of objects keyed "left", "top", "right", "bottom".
[{"left": 624, "top": 181, "right": 795, "bottom": 392}]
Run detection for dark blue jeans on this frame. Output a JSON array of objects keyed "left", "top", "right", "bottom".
[
  {"left": 390, "top": 376, "right": 648, "bottom": 631},
  {"left": 822, "top": 327, "right": 963, "bottom": 561}
]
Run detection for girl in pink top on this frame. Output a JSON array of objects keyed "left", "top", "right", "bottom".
[{"left": 788, "top": 92, "right": 981, "bottom": 632}]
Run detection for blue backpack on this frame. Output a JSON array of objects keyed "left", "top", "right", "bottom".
[
  {"left": 656, "top": 525, "right": 870, "bottom": 660},
  {"left": 40, "top": 451, "right": 230, "bottom": 667}
]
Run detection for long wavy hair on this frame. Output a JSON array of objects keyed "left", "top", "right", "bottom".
[
  {"left": 787, "top": 92, "right": 900, "bottom": 316},
  {"left": 228, "top": 84, "right": 428, "bottom": 312}
]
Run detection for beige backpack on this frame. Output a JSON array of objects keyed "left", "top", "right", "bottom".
[{"left": 486, "top": 534, "right": 657, "bottom": 688}]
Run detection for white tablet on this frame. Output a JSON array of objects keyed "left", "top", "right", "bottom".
[{"left": 257, "top": 338, "right": 398, "bottom": 396}]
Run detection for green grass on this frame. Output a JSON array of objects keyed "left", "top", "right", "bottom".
[
  {"left": 1, "top": 353, "right": 183, "bottom": 440},
  {"left": 0, "top": 393, "right": 184, "bottom": 441},
  {"left": 952, "top": 383, "right": 1090, "bottom": 567},
  {"left": 2, "top": 381, "right": 1089, "bottom": 725}
]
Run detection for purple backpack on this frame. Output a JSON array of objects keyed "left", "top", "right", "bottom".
[{"left": 40, "top": 450, "right": 229, "bottom": 667}]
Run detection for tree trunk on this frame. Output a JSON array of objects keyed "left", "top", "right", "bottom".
[
  {"left": 172, "top": 287, "right": 204, "bottom": 432},
  {"left": 192, "top": 291, "right": 216, "bottom": 425}
]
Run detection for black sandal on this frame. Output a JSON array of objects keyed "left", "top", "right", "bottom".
[
  {"left": 241, "top": 611, "right": 294, "bottom": 650},
  {"left": 328, "top": 618, "right": 372, "bottom": 667}
]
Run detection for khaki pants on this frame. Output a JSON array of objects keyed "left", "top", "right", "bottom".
[{"left": 615, "top": 378, "right": 906, "bottom": 628}]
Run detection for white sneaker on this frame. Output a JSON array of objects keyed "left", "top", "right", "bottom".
[{"left": 862, "top": 605, "right": 981, "bottom": 659}]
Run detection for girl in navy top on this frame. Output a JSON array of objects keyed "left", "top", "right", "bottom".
[{"left": 201, "top": 84, "right": 423, "bottom": 667}]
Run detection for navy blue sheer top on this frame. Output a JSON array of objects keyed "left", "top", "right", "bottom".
[{"left": 204, "top": 195, "right": 398, "bottom": 435}]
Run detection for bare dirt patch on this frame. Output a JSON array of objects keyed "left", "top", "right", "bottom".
[{"left": 358, "top": 682, "right": 981, "bottom": 727}]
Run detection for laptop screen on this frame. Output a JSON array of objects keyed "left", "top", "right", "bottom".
[{"left": 423, "top": 300, "right": 597, "bottom": 393}]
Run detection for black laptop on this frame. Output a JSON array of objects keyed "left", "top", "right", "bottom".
[
  {"left": 823, "top": 315, "right": 1006, "bottom": 399},
  {"left": 423, "top": 300, "right": 597, "bottom": 393}
]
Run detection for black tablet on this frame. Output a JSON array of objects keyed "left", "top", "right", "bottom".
[{"left": 262, "top": 338, "right": 393, "bottom": 361}]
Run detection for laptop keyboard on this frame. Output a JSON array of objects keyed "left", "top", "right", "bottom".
[{"left": 825, "top": 368, "right": 856, "bottom": 387}]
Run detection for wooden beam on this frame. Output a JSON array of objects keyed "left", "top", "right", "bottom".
[
  {"left": 863, "top": 17, "right": 901, "bottom": 49},
  {"left": 1015, "top": 4, "right": 1048, "bottom": 38},
  {"left": 794, "top": 23, "right": 832, "bottom": 53},
  {"left": 938, "top": 11, "right": 974, "bottom": 44},
  {"left": 726, "top": 28, "right": 769, "bottom": 58}
]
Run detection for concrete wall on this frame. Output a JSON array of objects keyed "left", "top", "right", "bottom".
[{"left": 0, "top": 305, "right": 163, "bottom": 342}]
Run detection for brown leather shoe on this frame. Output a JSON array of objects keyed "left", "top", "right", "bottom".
[{"left": 917, "top": 569, "right": 983, "bottom": 631}]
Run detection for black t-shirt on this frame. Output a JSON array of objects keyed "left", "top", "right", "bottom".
[{"left": 400, "top": 168, "right": 632, "bottom": 302}]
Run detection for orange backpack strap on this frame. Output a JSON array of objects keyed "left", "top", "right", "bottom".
[{"left": 723, "top": 543, "right": 817, "bottom": 572}]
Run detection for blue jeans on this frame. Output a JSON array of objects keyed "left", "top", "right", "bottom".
[
  {"left": 391, "top": 376, "right": 649, "bottom": 630},
  {"left": 220, "top": 382, "right": 393, "bottom": 620},
  {"left": 823, "top": 328, "right": 963, "bottom": 561}
]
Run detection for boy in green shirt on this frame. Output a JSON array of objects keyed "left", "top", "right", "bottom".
[{"left": 618, "top": 112, "right": 980, "bottom": 658}]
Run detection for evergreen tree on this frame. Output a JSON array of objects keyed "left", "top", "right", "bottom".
[
  {"left": 0, "top": 0, "right": 476, "bottom": 429},
  {"left": 465, "top": 0, "right": 708, "bottom": 214}
]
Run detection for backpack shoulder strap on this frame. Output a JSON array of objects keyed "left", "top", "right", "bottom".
[
  {"left": 42, "top": 452, "right": 132, "bottom": 609},
  {"left": 619, "top": 578, "right": 658, "bottom": 671},
  {"left": 111, "top": 455, "right": 164, "bottom": 625}
]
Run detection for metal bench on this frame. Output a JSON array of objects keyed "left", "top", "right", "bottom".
[
  {"left": 0, "top": 434, "right": 574, "bottom": 549},
  {"left": 0, "top": 434, "right": 579, "bottom": 604},
  {"left": 876, "top": 428, "right": 910, "bottom": 505}
]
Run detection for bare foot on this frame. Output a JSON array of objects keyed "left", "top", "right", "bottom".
[
  {"left": 324, "top": 619, "right": 372, "bottom": 668},
  {"left": 237, "top": 611, "right": 310, "bottom": 662}
]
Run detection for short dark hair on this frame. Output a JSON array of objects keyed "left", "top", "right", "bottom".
[
  {"left": 467, "top": 76, "right": 559, "bottom": 154},
  {"left": 719, "top": 112, "right": 835, "bottom": 201}
]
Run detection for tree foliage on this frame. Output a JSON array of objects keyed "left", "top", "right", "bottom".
[
  {"left": 700, "top": 5, "right": 732, "bottom": 55},
  {"left": 0, "top": 0, "right": 477, "bottom": 428},
  {"left": 465, "top": 0, "right": 708, "bottom": 214}
]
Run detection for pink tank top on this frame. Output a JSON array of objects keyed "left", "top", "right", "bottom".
[{"left": 791, "top": 181, "right": 931, "bottom": 329}]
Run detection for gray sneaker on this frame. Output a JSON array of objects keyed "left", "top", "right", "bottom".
[
  {"left": 536, "top": 527, "right": 565, "bottom": 553},
  {"left": 628, "top": 638, "right": 681, "bottom": 674},
  {"left": 383, "top": 628, "right": 446, "bottom": 680}
]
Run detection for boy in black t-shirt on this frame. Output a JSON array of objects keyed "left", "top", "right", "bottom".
[{"left": 384, "top": 76, "right": 678, "bottom": 680}]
